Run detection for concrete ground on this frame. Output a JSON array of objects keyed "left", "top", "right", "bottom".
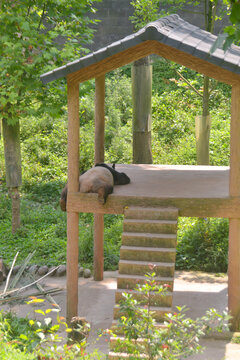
[{"left": 1, "top": 270, "right": 240, "bottom": 359}]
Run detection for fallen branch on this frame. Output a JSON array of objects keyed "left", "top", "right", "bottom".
[
  {"left": 0, "top": 266, "right": 59, "bottom": 298},
  {"left": 0, "top": 287, "right": 63, "bottom": 304},
  {"left": 3, "top": 251, "right": 19, "bottom": 296},
  {"left": 28, "top": 272, "right": 61, "bottom": 310},
  {"left": 9, "top": 251, "right": 36, "bottom": 290}
]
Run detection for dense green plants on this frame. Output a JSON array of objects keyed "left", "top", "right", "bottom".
[
  {"left": 0, "top": 299, "right": 104, "bottom": 359},
  {"left": 0, "top": 63, "right": 232, "bottom": 272},
  {"left": 176, "top": 217, "right": 229, "bottom": 272}
]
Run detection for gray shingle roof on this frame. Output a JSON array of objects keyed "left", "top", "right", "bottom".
[{"left": 40, "top": 14, "right": 240, "bottom": 85}]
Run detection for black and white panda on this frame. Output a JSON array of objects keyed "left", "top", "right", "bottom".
[{"left": 60, "top": 163, "right": 130, "bottom": 211}]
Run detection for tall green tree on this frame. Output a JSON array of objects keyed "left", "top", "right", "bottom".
[{"left": 0, "top": 0, "right": 101, "bottom": 233}]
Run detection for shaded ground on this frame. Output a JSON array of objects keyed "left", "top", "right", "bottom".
[{"left": 1, "top": 270, "right": 240, "bottom": 359}]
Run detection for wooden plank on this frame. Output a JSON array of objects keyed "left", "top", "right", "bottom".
[
  {"left": 95, "top": 75, "right": 105, "bottom": 164},
  {"left": 94, "top": 75, "right": 105, "bottom": 281},
  {"left": 152, "top": 42, "right": 240, "bottom": 86},
  {"left": 228, "top": 84, "right": 240, "bottom": 330},
  {"left": 94, "top": 214, "right": 104, "bottom": 281},
  {"left": 67, "top": 212, "right": 79, "bottom": 324},
  {"left": 67, "top": 41, "right": 240, "bottom": 86},
  {"left": 67, "top": 192, "right": 240, "bottom": 218},
  {"left": 230, "top": 84, "right": 240, "bottom": 197},
  {"left": 66, "top": 80, "right": 80, "bottom": 324},
  {"left": 67, "top": 42, "right": 156, "bottom": 84},
  {"left": 228, "top": 219, "right": 240, "bottom": 330}
]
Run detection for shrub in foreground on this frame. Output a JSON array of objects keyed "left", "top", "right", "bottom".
[{"left": 108, "top": 270, "right": 230, "bottom": 359}]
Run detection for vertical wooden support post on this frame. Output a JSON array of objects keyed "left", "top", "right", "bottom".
[
  {"left": 66, "top": 79, "right": 80, "bottom": 324},
  {"left": 94, "top": 75, "right": 105, "bottom": 281},
  {"left": 132, "top": 57, "right": 153, "bottom": 164},
  {"left": 229, "top": 84, "right": 240, "bottom": 330}
]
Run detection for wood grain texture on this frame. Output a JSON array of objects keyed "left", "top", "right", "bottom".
[
  {"left": 95, "top": 75, "right": 105, "bottom": 164},
  {"left": 66, "top": 212, "right": 79, "bottom": 324},
  {"left": 228, "top": 218, "right": 240, "bottom": 330},
  {"left": 152, "top": 41, "right": 240, "bottom": 85},
  {"left": 66, "top": 81, "right": 80, "bottom": 324},
  {"left": 67, "top": 41, "right": 240, "bottom": 85},
  {"left": 94, "top": 214, "right": 104, "bottom": 281},
  {"left": 67, "top": 192, "right": 240, "bottom": 218},
  {"left": 94, "top": 75, "right": 105, "bottom": 281},
  {"left": 67, "top": 80, "right": 80, "bottom": 194},
  {"left": 230, "top": 85, "right": 240, "bottom": 197}
]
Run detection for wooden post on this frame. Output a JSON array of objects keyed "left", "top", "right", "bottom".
[
  {"left": 66, "top": 79, "right": 80, "bottom": 324},
  {"left": 229, "top": 84, "right": 240, "bottom": 330},
  {"left": 132, "top": 56, "right": 153, "bottom": 164},
  {"left": 94, "top": 75, "right": 105, "bottom": 281}
]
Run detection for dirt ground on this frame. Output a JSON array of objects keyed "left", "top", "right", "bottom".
[{"left": 1, "top": 270, "right": 240, "bottom": 359}]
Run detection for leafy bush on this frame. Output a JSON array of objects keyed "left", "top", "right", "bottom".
[
  {"left": 108, "top": 271, "right": 230, "bottom": 359},
  {"left": 0, "top": 300, "right": 104, "bottom": 359},
  {"left": 176, "top": 217, "right": 229, "bottom": 272}
]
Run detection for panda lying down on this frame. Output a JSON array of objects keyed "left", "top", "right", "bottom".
[{"left": 60, "top": 163, "right": 130, "bottom": 211}]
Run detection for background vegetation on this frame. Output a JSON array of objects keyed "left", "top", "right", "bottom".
[{"left": 0, "top": 59, "right": 231, "bottom": 272}]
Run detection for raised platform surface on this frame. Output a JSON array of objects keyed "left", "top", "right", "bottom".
[
  {"left": 67, "top": 164, "right": 240, "bottom": 218},
  {"left": 113, "top": 164, "right": 229, "bottom": 198}
]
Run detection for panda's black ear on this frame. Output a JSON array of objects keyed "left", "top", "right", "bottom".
[{"left": 112, "top": 164, "right": 115, "bottom": 169}]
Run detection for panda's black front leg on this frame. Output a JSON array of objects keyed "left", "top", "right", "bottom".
[{"left": 97, "top": 185, "right": 113, "bottom": 204}]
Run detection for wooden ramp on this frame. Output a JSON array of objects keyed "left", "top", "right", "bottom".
[{"left": 111, "top": 206, "right": 178, "bottom": 351}]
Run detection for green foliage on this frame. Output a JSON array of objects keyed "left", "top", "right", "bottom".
[
  {"left": 129, "top": 0, "right": 161, "bottom": 30},
  {"left": 108, "top": 271, "right": 230, "bottom": 359},
  {"left": 0, "top": 300, "right": 104, "bottom": 359},
  {"left": 176, "top": 217, "right": 229, "bottom": 272},
  {"left": 0, "top": 0, "right": 101, "bottom": 124},
  {"left": 0, "top": 66, "right": 232, "bottom": 272},
  {"left": 222, "top": 0, "right": 240, "bottom": 47}
]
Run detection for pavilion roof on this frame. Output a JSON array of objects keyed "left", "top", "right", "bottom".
[{"left": 40, "top": 14, "right": 240, "bottom": 85}]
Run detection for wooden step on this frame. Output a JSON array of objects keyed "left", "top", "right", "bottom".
[
  {"left": 122, "top": 232, "right": 177, "bottom": 248},
  {"left": 124, "top": 206, "right": 178, "bottom": 220},
  {"left": 115, "top": 289, "right": 172, "bottom": 307},
  {"left": 119, "top": 259, "right": 175, "bottom": 277},
  {"left": 111, "top": 319, "right": 167, "bottom": 333},
  {"left": 117, "top": 273, "right": 174, "bottom": 291},
  {"left": 109, "top": 337, "right": 147, "bottom": 357},
  {"left": 114, "top": 304, "right": 172, "bottom": 322},
  {"left": 123, "top": 219, "right": 177, "bottom": 234},
  {"left": 120, "top": 245, "right": 176, "bottom": 262},
  {"left": 109, "top": 352, "right": 147, "bottom": 359}
]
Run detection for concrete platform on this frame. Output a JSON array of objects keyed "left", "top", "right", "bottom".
[
  {"left": 67, "top": 165, "right": 240, "bottom": 218},
  {"left": 1, "top": 271, "right": 240, "bottom": 359},
  {"left": 113, "top": 164, "right": 229, "bottom": 199}
]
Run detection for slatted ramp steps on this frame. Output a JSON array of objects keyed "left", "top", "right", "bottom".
[{"left": 111, "top": 206, "right": 178, "bottom": 354}]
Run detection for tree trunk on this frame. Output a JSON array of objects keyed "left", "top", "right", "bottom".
[
  {"left": 196, "top": 75, "right": 211, "bottom": 165},
  {"left": 2, "top": 119, "right": 22, "bottom": 233},
  {"left": 9, "top": 187, "right": 21, "bottom": 233},
  {"left": 195, "top": 0, "right": 215, "bottom": 165},
  {"left": 132, "top": 56, "right": 153, "bottom": 164}
]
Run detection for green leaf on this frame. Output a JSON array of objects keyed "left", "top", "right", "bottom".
[
  {"left": 19, "top": 334, "right": 28, "bottom": 340},
  {"left": 35, "top": 309, "right": 45, "bottom": 315},
  {"left": 230, "top": 3, "right": 240, "bottom": 24}
]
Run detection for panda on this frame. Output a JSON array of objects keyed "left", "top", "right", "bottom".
[{"left": 60, "top": 163, "right": 130, "bottom": 211}]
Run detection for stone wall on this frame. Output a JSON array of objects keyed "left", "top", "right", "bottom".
[{"left": 88, "top": 0, "right": 229, "bottom": 52}]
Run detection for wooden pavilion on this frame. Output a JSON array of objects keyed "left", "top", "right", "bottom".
[{"left": 41, "top": 15, "right": 240, "bottom": 330}]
